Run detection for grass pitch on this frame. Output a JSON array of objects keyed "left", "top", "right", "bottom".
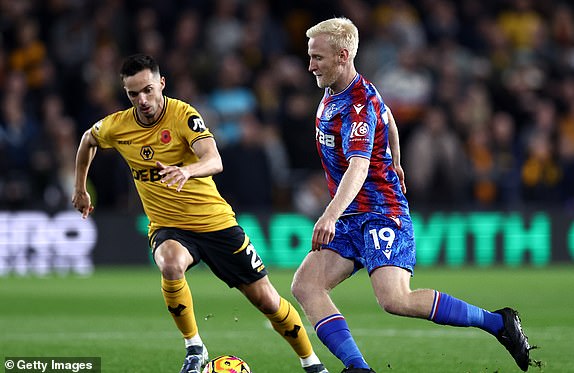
[{"left": 1, "top": 266, "right": 572, "bottom": 372}]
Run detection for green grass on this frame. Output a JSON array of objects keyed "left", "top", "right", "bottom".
[{"left": 1, "top": 266, "right": 573, "bottom": 372}]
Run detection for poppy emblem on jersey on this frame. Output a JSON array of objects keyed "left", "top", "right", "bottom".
[
  {"left": 160, "top": 130, "right": 171, "bottom": 144},
  {"left": 350, "top": 121, "right": 369, "bottom": 138}
]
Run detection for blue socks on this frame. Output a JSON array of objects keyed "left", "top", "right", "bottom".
[
  {"left": 429, "top": 291, "right": 504, "bottom": 335},
  {"left": 315, "top": 314, "right": 370, "bottom": 369},
  {"left": 314, "top": 293, "right": 503, "bottom": 370}
]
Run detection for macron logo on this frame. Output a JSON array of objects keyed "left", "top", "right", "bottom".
[
  {"left": 389, "top": 215, "right": 402, "bottom": 229},
  {"left": 353, "top": 104, "right": 365, "bottom": 114}
]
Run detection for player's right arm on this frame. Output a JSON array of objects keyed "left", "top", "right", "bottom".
[{"left": 72, "top": 129, "right": 99, "bottom": 218}]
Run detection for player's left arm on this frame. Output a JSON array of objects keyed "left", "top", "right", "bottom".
[
  {"left": 386, "top": 105, "right": 407, "bottom": 194},
  {"left": 157, "top": 137, "right": 223, "bottom": 191},
  {"left": 312, "top": 156, "right": 369, "bottom": 250}
]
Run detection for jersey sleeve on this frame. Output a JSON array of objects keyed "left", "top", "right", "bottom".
[
  {"left": 178, "top": 105, "right": 214, "bottom": 147},
  {"left": 341, "top": 100, "right": 376, "bottom": 160},
  {"left": 90, "top": 116, "right": 115, "bottom": 149}
]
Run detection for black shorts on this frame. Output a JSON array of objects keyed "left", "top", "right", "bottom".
[{"left": 150, "top": 225, "right": 267, "bottom": 288}]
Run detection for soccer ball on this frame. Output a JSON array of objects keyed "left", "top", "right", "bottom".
[{"left": 202, "top": 355, "right": 251, "bottom": 373}]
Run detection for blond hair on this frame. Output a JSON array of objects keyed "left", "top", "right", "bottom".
[{"left": 306, "top": 17, "right": 359, "bottom": 60}]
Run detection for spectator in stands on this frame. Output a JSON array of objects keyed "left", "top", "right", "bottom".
[
  {"left": 521, "top": 131, "right": 562, "bottom": 203},
  {"left": 490, "top": 111, "right": 522, "bottom": 207},
  {"left": 374, "top": 47, "right": 433, "bottom": 137},
  {"left": 404, "top": 106, "right": 467, "bottom": 206},
  {"left": 0, "top": 89, "right": 39, "bottom": 208},
  {"left": 217, "top": 112, "right": 275, "bottom": 212},
  {"left": 205, "top": 0, "right": 243, "bottom": 57},
  {"left": 0, "top": 0, "right": 573, "bottom": 211},
  {"left": 497, "top": 0, "right": 544, "bottom": 54},
  {"left": 8, "top": 18, "right": 49, "bottom": 93},
  {"left": 208, "top": 54, "right": 257, "bottom": 147}
]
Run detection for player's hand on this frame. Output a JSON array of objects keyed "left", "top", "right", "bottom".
[
  {"left": 156, "top": 161, "right": 190, "bottom": 192},
  {"left": 312, "top": 214, "right": 337, "bottom": 251},
  {"left": 72, "top": 191, "right": 94, "bottom": 219},
  {"left": 395, "top": 164, "right": 407, "bottom": 194}
]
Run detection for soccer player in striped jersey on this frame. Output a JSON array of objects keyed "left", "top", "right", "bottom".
[
  {"left": 291, "top": 18, "right": 533, "bottom": 373},
  {"left": 73, "top": 54, "right": 328, "bottom": 373}
]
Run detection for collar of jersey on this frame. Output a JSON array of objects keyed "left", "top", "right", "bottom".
[
  {"left": 327, "top": 73, "right": 359, "bottom": 97},
  {"left": 132, "top": 95, "right": 168, "bottom": 128}
]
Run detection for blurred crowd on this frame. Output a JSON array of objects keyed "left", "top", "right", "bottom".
[{"left": 1, "top": 0, "right": 574, "bottom": 216}]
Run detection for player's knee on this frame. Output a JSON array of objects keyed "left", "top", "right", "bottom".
[
  {"left": 291, "top": 279, "right": 322, "bottom": 306},
  {"left": 258, "top": 296, "right": 278, "bottom": 314},
  {"left": 159, "top": 261, "right": 187, "bottom": 279},
  {"left": 248, "top": 291, "right": 278, "bottom": 314},
  {"left": 290, "top": 279, "right": 307, "bottom": 303},
  {"left": 154, "top": 240, "right": 192, "bottom": 277},
  {"left": 240, "top": 278, "right": 280, "bottom": 313}
]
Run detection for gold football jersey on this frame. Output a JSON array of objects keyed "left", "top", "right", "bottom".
[{"left": 91, "top": 96, "right": 237, "bottom": 235}]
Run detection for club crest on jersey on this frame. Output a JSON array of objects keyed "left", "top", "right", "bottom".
[
  {"left": 188, "top": 115, "right": 206, "bottom": 132},
  {"left": 324, "top": 103, "right": 338, "bottom": 120},
  {"left": 140, "top": 145, "right": 154, "bottom": 160},
  {"left": 160, "top": 129, "right": 171, "bottom": 144},
  {"left": 350, "top": 121, "right": 369, "bottom": 138}
]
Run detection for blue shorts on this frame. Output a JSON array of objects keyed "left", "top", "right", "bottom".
[{"left": 324, "top": 213, "right": 416, "bottom": 275}]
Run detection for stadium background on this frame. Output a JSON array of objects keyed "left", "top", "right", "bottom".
[
  {"left": 1, "top": 1, "right": 574, "bottom": 372},
  {"left": 2, "top": 0, "right": 574, "bottom": 271}
]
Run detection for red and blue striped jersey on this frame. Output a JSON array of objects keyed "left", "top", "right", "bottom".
[{"left": 315, "top": 74, "right": 410, "bottom": 216}]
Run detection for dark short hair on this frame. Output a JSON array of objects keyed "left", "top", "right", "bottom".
[{"left": 120, "top": 54, "right": 160, "bottom": 79}]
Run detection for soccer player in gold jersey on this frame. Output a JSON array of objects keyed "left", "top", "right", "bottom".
[{"left": 72, "top": 54, "right": 328, "bottom": 373}]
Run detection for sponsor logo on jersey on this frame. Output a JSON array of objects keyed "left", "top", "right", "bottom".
[
  {"left": 131, "top": 162, "right": 183, "bottom": 182},
  {"left": 131, "top": 166, "right": 162, "bottom": 182},
  {"left": 117, "top": 140, "right": 132, "bottom": 145},
  {"left": 316, "top": 128, "right": 335, "bottom": 147},
  {"left": 350, "top": 121, "right": 369, "bottom": 138},
  {"left": 188, "top": 115, "right": 206, "bottom": 132}
]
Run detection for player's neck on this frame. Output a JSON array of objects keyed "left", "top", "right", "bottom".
[{"left": 329, "top": 68, "right": 358, "bottom": 95}]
